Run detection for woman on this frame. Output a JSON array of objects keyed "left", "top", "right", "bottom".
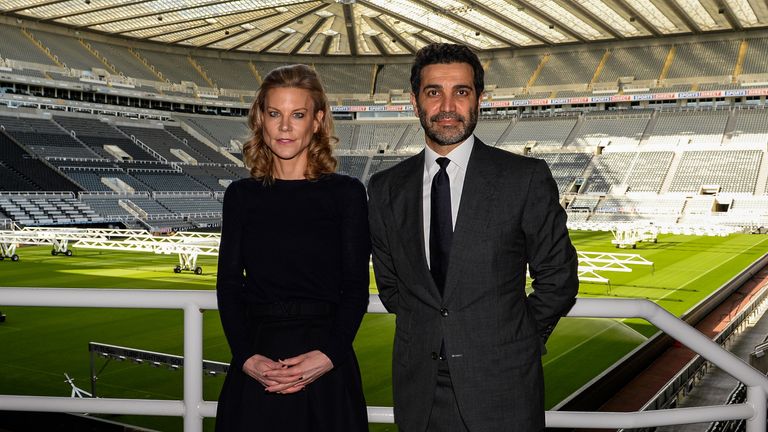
[{"left": 215, "top": 64, "right": 370, "bottom": 431}]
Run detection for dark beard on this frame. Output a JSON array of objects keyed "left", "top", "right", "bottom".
[{"left": 418, "top": 106, "right": 478, "bottom": 146}]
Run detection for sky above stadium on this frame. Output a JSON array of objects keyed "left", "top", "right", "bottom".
[{"left": 2, "top": 0, "right": 767, "bottom": 56}]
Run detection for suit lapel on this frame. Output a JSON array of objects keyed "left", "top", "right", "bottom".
[
  {"left": 391, "top": 151, "right": 443, "bottom": 301},
  {"left": 443, "top": 140, "right": 499, "bottom": 303}
]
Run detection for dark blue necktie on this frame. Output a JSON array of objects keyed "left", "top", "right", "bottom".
[{"left": 430, "top": 157, "right": 452, "bottom": 295}]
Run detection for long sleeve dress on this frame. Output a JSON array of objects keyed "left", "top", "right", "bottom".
[{"left": 215, "top": 173, "right": 371, "bottom": 432}]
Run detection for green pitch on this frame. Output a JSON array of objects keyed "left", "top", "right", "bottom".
[{"left": 0, "top": 231, "right": 766, "bottom": 431}]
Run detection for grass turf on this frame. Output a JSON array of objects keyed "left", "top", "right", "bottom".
[{"left": 0, "top": 231, "right": 766, "bottom": 431}]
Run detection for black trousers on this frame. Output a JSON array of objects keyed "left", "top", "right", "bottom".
[{"left": 425, "top": 360, "right": 470, "bottom": 432}]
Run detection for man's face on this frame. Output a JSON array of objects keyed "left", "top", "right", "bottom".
[{"left": 411, "top": 62, "right": 481, "bottom": 154}]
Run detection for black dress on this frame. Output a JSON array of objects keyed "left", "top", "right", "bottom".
[{"left": 215, "top": 174, "right": 371, "bottom": 431}]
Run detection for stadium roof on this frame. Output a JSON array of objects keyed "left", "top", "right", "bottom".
[{"left": 2, "top": 0, "right": 768, "bottom": 56}]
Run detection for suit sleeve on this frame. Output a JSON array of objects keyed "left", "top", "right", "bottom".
[
  {"left": 319, "top": 178, "right": 371, "bottom": 367},
  {"left": 522, "top": 159, "right": 579, "bottom": 344},
  {"left": 368, "top": 174, "right": 400, "bottom": 315},
  {"left": 216, "top": 182, "right": 253, "bottom": 370}
]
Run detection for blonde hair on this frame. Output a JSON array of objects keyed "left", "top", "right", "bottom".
[{"left": 243, "top": 64, "right": 337, "bottom": 182}]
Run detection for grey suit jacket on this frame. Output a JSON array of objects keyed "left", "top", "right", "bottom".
[{"left": 368, "top": 139, "right": 579, "bottom": 432}]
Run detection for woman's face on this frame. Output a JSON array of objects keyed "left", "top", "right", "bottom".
[{"left": 262, "top": 87, "right": 323, "bottom": 165}]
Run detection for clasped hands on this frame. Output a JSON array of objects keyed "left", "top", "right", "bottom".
[{"left": 242, "top": 350, "right": 333, "bottom": 394}]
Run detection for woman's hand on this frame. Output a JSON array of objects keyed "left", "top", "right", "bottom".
[
  {"left": 263, "top": 350, "right": 334, "bottom": 394},
  {"left": 242, "top": 354, "right": 284, "bottom": 388}
]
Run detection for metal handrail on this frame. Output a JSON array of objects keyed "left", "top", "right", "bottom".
[{"left": 0, "top": 288, "right": 766, "bottom": 431}]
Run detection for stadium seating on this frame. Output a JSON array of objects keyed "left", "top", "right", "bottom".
[
  {"left": 597, "top": 45, "right": 670, "bottom": 83},
  {"left": 535, "top": 50, "right": 605, "bottom": 86},
  {"left": 193, "top": 57, "right": 259, "bottom": 91},
  {"left": 497, "top": 116, "right": 578, "bottom": 151},
  {"left": 645, "top": 110, "right": 728, "bottom": 147},
  {"left": 585, "top": 152, "right": 636, "bottom": 194},
  {"left": 86, "top": 41, "right": 157, "bottom": 81},
  {"left": 729, "top": 108, "right": 768, "bottom": 146},
  {"left": 376, "top": 64, "right": 410, "bottom": 92},
  {"left": 177, "top": 116, "right": 250, "bottom": 151},
  {"left": 666, "top": 40, "right": 740, "bottom": 79},
  {"left": 485, "top": 55, "right": 541, "bottom": 89},
  {"left": 135, "top": 49, "right": 208, "bottom": 87},
  {"left": 0, "top": 26, "right": 55, "bottom": 66},
  {"left": 670, "top": 150, "right": 762, "bottom": 194},
  {"left": 742, "top": 37, "right": 768, "bottom": 76},
  {"left": 571, "top": 112, "right": 651, "bottom": 147},
  {"left": 31, "top": 30, "right": 100, "bottom": 71}
]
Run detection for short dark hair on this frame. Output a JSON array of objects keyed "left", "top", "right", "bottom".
[{"left": 410, "top": 43, "right": 484, "bottom": 97}]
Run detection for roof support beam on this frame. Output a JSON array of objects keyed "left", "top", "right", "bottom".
[
  {"left": 465, "top": 0, "right": 554, "bottom": 45},
  {"left": 370, "top": 34, "right": 390, "bottom": 56},
  {"left": 612, "top": 0, "right": 662, "bottom": 37},
  {"left": 359, "top": 1, "right": 479, "bottom": 48},
  {"left": 290, "top": 16, "right": 328, "bottom": 55},
  {"left": 343, "top": 4, "right": 358, "bottom": 57},
  {"left": 78, "top": 0, "right": 301, "bottom": 29},
  {"left": 409, "top": 0, "right": 521, "bottom": 47},
  {"left": 320, "top": 34, "right": 334, "bottom": 56},
  {"left": 560, "top": 0, "right": 626, "bottom": 39},
  {"left": 39, "top": 0, "right": 153, "bottom": 22},
  {"left": 258, "top": 32, "right": 293, "bottom": 53},
  {"left": 715, "top": 0, "right": 743, "bottom": 30},
  {"left": 508, "top": 0, "right": 587, "bottom": 43},
  {"left": 4, "top": 0, "right": 69, "bottom": 14},
  {"left": 370, "top": 16, "right": 416, "bottom": 54},
  {"left": 168, "top": 11, "right": 281, "bottom": 44},
  {"left": 228, "top": 4, "right": 328, "bottom": 51},
  {"left": 663, "top": 0, "right": 702, "bottom": 33}
]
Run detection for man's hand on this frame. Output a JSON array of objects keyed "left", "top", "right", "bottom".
[{"left": 263, "top": 350, "right": 334, "bottom": 394}]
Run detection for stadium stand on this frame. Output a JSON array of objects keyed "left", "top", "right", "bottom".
[
  {"left": 177, "top": 116, "right": 250, "bottom": 152},
  {"left": 625, "top": 152, "right": 674, "bottom": 193},
  {"left": 645, "top": 109, "right": 728, "bottom": 147},
  {"left": 86, "top": 41, "right": 157, "bottom": 81},
  {"left": 497, "top": 116, "right": 577, "bottom": 151},
  {"left": 473, "top": 120, "right": 513, "bottom": 146},
  {"left": 0, "top": 26, "right": 55, "bottom": 66},
  {"left": 355, "top": 123, "right": 408, "bottom": 152},
  {"left": 0, "top": 115, "right": 100, "bottom": 160},
  {"left": 336, "top": 155, "right": 369, "bottom": 180},
  {"left": 585, "top": 152, "right": 637, "bottom": 194},
  {"left": 670, "top": 150, "right": 762, "bottom": 194},
  {"left": 135, "top": 49, "right": 208, "bottom": 87},
  {"left": 529, "top": 152, "right": 592, "bottom": 194},
  {"left": 597, "top": 45, "right": 670, "bottom": 83},
  {"left": 535, "top": 50, "right": 605, "bottom": 86},
  {"left": 31, "top": 30, "right": 99, "bottom": 71},
  {"left": 376, "top": 64, "right": 410, "bottom": 92},
  {"left": 52, "top": 115, "right": 157, "bottom": 161},
  {"left": 312, "top": 63, "right": 373, "bottom": 95},
  {"left": 365, "top": 155, "right": 407, "bottom": 185},
  {"left": 165, "top": 125, "right": 237, "bottom": 165},
  {"left": 193, "top": 57, "right": 259, "bottom": 91},
  {"left": 3, "top": 19, "right": 768, "bottom": 235},
  {"left": 666, "top": 40, "right": 740, "bottom": 79},
  {"left": 729, "top": 107, "right": 768, "bottom": 146},
  {"left": 485, "top": 55, "right": 540, "bottom": 89},
  {"left": 742, "top": 37, "right": 768, "bottom": 76}
]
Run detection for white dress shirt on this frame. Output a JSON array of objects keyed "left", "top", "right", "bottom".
[{"left": 423, "top": 135, "right": 475, "bottom": 267}]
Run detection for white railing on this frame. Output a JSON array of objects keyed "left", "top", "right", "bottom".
[{"left": 0, "top": 288, "right": 766, "bottom": 431}]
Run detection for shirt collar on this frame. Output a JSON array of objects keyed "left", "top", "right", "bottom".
[{"left": 425, "top": 134, "right": 475, "bottom": 173}]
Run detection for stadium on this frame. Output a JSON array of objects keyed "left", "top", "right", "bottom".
[{"left": 2, "top": 0, "right": 768, "bottom": 431}]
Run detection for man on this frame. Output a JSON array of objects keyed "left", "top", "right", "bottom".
[{"left": 367, "top": 43, "right": 579, "bottom": 431}]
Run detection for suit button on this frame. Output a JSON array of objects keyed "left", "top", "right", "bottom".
[
  {"left": 440, "top": 308, "right": 449, "bottom": 317},
  {"left": 431, "top": 352, "right": 438, "bottom": 360}
]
